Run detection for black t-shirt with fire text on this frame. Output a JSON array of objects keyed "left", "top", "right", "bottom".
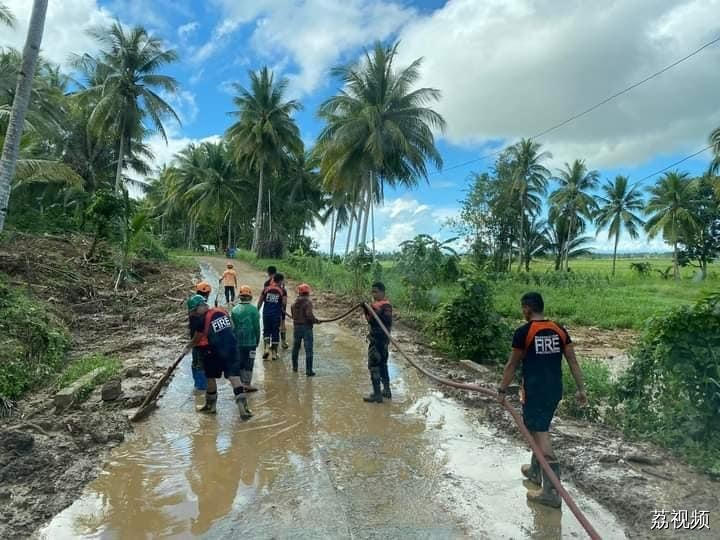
[{"left": 512, "top": 320, "right": 571, "bottom": 402}]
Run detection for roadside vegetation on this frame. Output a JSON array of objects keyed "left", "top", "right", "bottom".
[{"left": 0, "top": 3, "right": 718, "bottom": 474}]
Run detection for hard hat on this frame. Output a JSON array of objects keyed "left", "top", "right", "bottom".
[
  {"left": 238, "top": 285, "right": 252, "bottom": 296},
  {"left": 297, "top": 283, "right": 311, "bottom": 295},
  {"left": 195, "top": 281, "right": 211, "bottom": 294},
  {"left": 187, "top": 294, "right": 208, "bottom": 311}
]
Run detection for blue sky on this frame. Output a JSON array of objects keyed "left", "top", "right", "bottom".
[{"left": 4, "top": 0, "right": 719, "bottom": 253}]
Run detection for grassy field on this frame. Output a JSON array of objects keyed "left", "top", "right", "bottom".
[{"left": 183, "top": 250, "right": 719, "bottom": 331}]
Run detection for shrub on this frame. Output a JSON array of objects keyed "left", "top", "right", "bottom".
[
  {"left": 614, "top": 292, "right": 720, "bottom": 472},
  {"left": 630, "top": 262, "right": 652, "bottom": 276},
  {"left": 0, "top": 275, "right": 70, "bottom": 400},
  {"left": 558, "top": 358, "right": 614, "bottom": 421},
  {"left": 432, "top": 277, "right": 510, "bottom": 363}
]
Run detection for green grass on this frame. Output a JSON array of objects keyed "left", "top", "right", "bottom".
[
  {"left": 0, "top": 274, "right": 71, "bottom": 399},
  {"left": 57, "top": 354, "right": 121, "bottom": 389},
  {"left": 183, "top": 249, "right": 720, "bottom": 331}
]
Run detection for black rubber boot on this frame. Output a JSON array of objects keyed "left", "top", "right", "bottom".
[
  {"left": 196, "top": 392, "right": 217, "bottom": 414},
  {"left": 306, "top": 357, "right": 315, "bottom": 377},
  {"left": 381, "top": 379, "right": 392, "bottom": 399},
  {"left": 527, "top": 459, "right": 562, "bottom": 508},
  {"left": 521, "top": 453, "right": 541, "bottom": 486},
  {"left": 363, "top": 375, "right": 383, "bottom": 403},
  {"left": 262, "top": 338, "right": 270, "bottom": 360}
]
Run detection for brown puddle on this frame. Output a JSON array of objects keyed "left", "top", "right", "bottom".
[{"left": 39, "top": 260, "right": 627, "bottom": 539}]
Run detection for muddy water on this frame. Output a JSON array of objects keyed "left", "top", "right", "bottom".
[{"left": 39, "top": 260, "right": 627, "bottom": 539}]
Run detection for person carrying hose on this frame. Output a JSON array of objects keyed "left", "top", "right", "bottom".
[
  {"left": 186, "top": 295, "right": 256, "bottom": 415},
  {"left": 188, "top": 281, "right": 212, "bottom": 391},
  {"left": 257, "top": 273, "right": 287, "bottom": 361},
  {"left": 230, "top": 285, "right": 260, "bottom": 419},
  {"left": 362, "top": 282, "right": 393, "bottom": 403},
  {"left": 220, "top": 263, "right": 238, "bottom": 305},
  {"left": 290, "top": 283, "right": 321, "bottom": 376},
  {"left": 497, "top": 292, "right": 587, "bottom": 508}
]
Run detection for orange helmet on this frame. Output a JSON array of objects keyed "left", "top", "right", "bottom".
[
  {"left": 238, "top": 285, "right": 252, "bottom": 297},
  {"left": 297, "top": 283, "right": 311, "bottom": 295},
  {"left": 195, "top": 281, "right": 211, "bottom": 294}
]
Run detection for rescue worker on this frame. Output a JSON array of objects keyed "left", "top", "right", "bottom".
[
  {"left": 230, "top": 285, "right": 260, "bottom": 419},
  {"left": 257, "top": 273, "right": 287, "bottom": 361},
  {"left": 497, "top": 292, "right": 587, "bottom": 508},
  {"left": 263, "top": 265, "right": 289, "bottom": 349},
  {"left": 188, "top": 281, "right": 211, "bottom": 391},
  {"left": 185, "top": 295, "right": 256, "bottom": 415},
  {"left": 220, "top": 263, "right": 238, "bottom": 305},
  {"left": 362, "top": 282, "right": 392, "bottom": 403},
  {"left": 290, "top": 283, "right": 321, "bottom": 376}
]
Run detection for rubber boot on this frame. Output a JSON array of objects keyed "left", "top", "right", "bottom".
[
  {"left": 306, "top": 356, "right": 315, "bottom": 377},
  {"left": 196, "top": 392, "right": 217, "bottom": 414},
  {"left": 239, "top": 370, "right": 254, "bottom": 416},
  {"left": 521, "top": 453, "right": 541, "bottom": 486},
  {"left": 381, "top": 379, "right": 392, "bottom": 399},
  {"left": 235, "top": 396, "right": 253, "bottom": 419},
  {"left": 527, "top": 460, "right": 562, "bottom": 508},
  {"left": 281, "top": 331, "right": 289, "bottom": 349},
  {"left": 262, "top": 338, "right": 270, "bottom": 360},
  {"left": 363, "top": 371, "right": 383, "bottom": 403}
]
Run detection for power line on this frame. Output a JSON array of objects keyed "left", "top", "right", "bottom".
[
  {"left": 631, "top": 144, "right": 713, "bottom": 187},
  {"left": 431, "top": 34, "right": 720, "bottom": 176}
]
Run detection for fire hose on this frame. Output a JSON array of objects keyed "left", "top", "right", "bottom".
[{"left": 316, "top": 302, "right": 601, "bottom": 540}]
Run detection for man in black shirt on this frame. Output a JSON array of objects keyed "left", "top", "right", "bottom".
[
  {"left": 362, "top": 282, "right": 393, "bottom": 403},
  {"left": 497, "top": 292, "right": 587, "bottom": 508}
]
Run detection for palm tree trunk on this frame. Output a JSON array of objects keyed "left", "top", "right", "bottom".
[
  {"left": 227, "top": 212, "right": 232, "bottom": 249},
  {"left": 360, "top": 181, "right": 370, "bottom": 247},
  {"left": 673, "top": 240, "right": 679, "bottom": 280},
  {"left": 612, "top": 231, "right": 619, "bottom": 276},
  {"left": 354, "top": 203, "right": 362, "bottom": 250},
  {"left": 0, "top": 0, "right": 48, "bottom": 233},
  {"left": 251, "top": 165, "right": 264, "bottom": 254},
  {"left": 114, "top": 120, "right": 125, "bottom": 192},
  {"left": 517, "top": 197, "right": 524, "bottom": 272},
  {"left": 345, "top": 210, "right": 354, "bottom": 256},
  {"left": 370, "top": 172, "right": 376, "bottom": 259},
  {"left": 329, "top": 209, "right": 336, "bottom": 257},
  {"left": 564, "top": 215, "right": 574, "bottom": 272}
]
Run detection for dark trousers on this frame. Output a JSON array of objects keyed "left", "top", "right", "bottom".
[
  {"left": 292, "top": 324, "right": 314, "bottom": 371},
  {"left": 263, "top": 315, "right": 281, "bottom": 345},
  {"left": 368, "top": 337, "right": 389, "bottom": 383},
  {"left": 224, "top": 286, "right": 235, "bottom": 303}
]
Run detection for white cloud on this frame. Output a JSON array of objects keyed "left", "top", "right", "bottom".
[
  {"left": 310, "top": 196, "right": 459, "bottom": 253},
  {"left": 395, "top": 0, "right": 720, "bottom": 168},
  {"left": 159, "top": 89, "right": 199, "bottom": 125},
  {"left": 178, "top": 21, "right": 199, "bottom": 39},
  {"left": 200, "top": 0, "right": 416, "bottom": 95},
  {"left": 2, "top": 0, "right": 113, "bottom": 67}
]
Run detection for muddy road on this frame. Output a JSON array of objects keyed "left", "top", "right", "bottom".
[{"left": 39, "top": 259, "right": 626, "bottom": 539}]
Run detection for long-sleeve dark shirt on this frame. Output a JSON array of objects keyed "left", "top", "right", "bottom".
[
  {"left": 366, "top": 300, "right": 392, "bottom": 342},
  {"left": 291, "top": 296, "right": 319, "bottom": 327}
]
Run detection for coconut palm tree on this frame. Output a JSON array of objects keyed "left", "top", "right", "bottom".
[
  {"left": 226, "top": 66, "right": 303, "bottom": 254},
  {"left": 595, "top": 175, "right": 645, "bottom": 275},
  {"left": 645, "top": 171, "right": 700, "bottom": 279},
  {"left": 0, "top": 2, "right": 15, "bottom": 27},
  {"left": 74, "top": 21, "right": 180, "bottom": 193},
  {"left": 505, "top": 139, "right": 551, "bottom": 271},
  {"left": 544, "top": 217, "right": 593, "bottom": 271},
  {"left": 317, "top": 41, "right": 445, "bottom": 256},
  {"left": 0, "top": 0, "right": 48, "bottom": 232},
  {"left": 182, "top": 141, "right": 248, "bottom": 249},
  {"left": 549, "top": 159, "right": 599, "bottom": 271}
]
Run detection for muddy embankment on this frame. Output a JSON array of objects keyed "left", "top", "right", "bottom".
[
  {"left": 0, "top": 234, "right": 195, "bottom": 540},
  {"left": 307, "top": 286, "right": 718, "bottom": 540}
]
